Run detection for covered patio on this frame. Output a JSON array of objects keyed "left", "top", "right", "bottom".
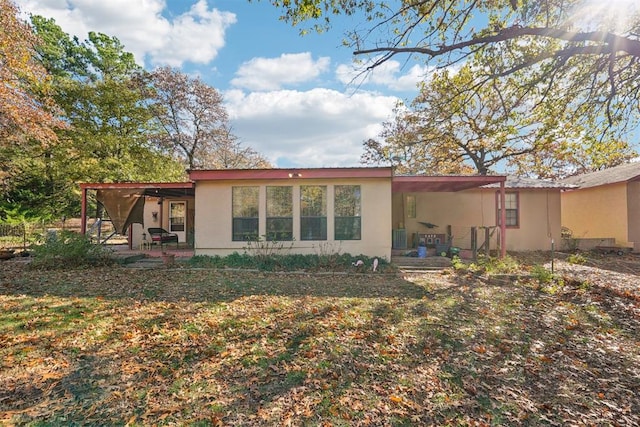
[
  {"left": 391, "top": 175, "right": 507, "bottom": 259},
  {"left": 80, "top": 182, "right": 195, "bottom": 251}
]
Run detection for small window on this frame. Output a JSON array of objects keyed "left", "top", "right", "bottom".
[
  {"left": 300, "top": 185, "right": 327, "bottom": 240},
  {"left": 497, "top": 192, "right": 519, "bottom": 227},
  {"left": 334, "top": 185, "right": 361, "bottom": 240},
  {"left": 406, "top": 195, "right": 416, "bottom": 219},
  {"left": 232, "top": 186, "right": 259, "bottom": 241},
  {"left": 266, "top": 186, "right": 293, "bottom": 241}
]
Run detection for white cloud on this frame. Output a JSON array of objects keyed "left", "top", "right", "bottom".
[
  {"left": 18, "top": 0, "right": 236, "bottom": 67},
  {"left": 225, "top": 88, "right": 399, "bottom": 167},
  {"left": 231, "top": 53, "right": 331, "bottom": 91},
  {"left": 336, "top": 58, "right": 434, "bottom": 92}
]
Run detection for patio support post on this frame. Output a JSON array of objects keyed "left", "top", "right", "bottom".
[
  {"left": 81, "top": 186, "right": 87, "bottom": 235},
  {"left": 499, "top": 181, "right": 506, "bottom": 258}
]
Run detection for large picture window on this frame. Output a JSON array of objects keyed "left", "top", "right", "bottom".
[
  {"left": 497, "top": 192, "right": 519, "bottom": 228},
  {"left": 300, "top": 185, "right": 327, "bottom": 240},
  {"left": 334, "top": 185, "right": 361, "bottom": 240},
  {"left": 232, "top": 186, "right": 259, "bottom": 241},
  {"left": 266, "top": 186, "right": 293, "bottom": 241}
]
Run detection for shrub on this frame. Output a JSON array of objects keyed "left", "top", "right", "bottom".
[
  {"left": 477, "top": 255, "right": 522, "bottom": 275},
  {"left": 531, "top": 264, "right": 555, "bottom": 284},
  {"left": 186, "top": 252, "right": 392, "bottom": 273},
  {"left": 567, "top": 253, "right": 587, "bottom": 265},
  {"left": 30, "top": 230, "right": 114, "bottom": 269}
]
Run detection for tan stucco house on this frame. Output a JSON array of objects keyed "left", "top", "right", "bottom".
[
  {"left": 81, "top": 168, "right": 569, "bottom": 259},
  {"left": 561, "top": 162, "right": 640, "bottom": 251},
  {"left": 393, "top": 176, "right": 568, "bottom": 254}
]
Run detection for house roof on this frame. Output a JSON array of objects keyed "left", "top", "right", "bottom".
[
  {"left": 188, "top": 167, "right": 393, "bottom": 181},
  {"left": 560, "top": 162, "right": 640, "bottom": 189},
  {"left": 80, "top": 182, "right": 195, "bottom": 198},
  {"left": 392, "top": 175, "right": 506, "bottom": 192},
  {"left": 482, "top": 176, "right": 575, "bottom": 189}
]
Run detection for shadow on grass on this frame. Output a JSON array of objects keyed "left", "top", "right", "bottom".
[
  {"left": 1, "top": 261, "right": 639, "bottom": 425},
  {"left": 0, "top": 262, "right": 432, "bottom": 302}
]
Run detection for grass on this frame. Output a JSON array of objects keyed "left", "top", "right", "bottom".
[{"left": 0, "top": 261, "right": 639, "bottom": 426}]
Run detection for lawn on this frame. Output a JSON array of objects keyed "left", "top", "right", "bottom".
[{"left": 1, "top": 260, "right": 638, "bottom": 426}]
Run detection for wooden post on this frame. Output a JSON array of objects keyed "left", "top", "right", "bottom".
[
  {"left": 80, "top": 186, "right": 87, "bottom": 234},
  {"left": 471, "top": 227, "right": 477, "bottom": 260},
  {"left": 485, "top": 227, "right": 491, "bottom": 257}
]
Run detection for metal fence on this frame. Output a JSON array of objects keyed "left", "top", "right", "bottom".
[{"left": 0, "top": 222, "right": 43, "bottom": 250}]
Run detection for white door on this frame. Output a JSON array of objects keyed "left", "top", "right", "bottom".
[{"left": 169, "top": 201, "right": 186, "bottom": 242}]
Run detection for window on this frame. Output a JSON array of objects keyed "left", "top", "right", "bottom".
[
  {"left": 334, "top": 185, "right": 361, "bottom": 240},
  {"left": 266, "top": 186, "right": 293, "bottom": 241},
  {"left": 300, "top": 185, "right": 327, "bottom": 240},
  {"left": 497, "top": 192, "right": 519, "bottom": 227},
  {"left": 169, "top": 201, "right": 185, "bottom": 232},
  {"left": 232, "top": 186, "right": 259, "bottom": 241},
  {"left": 406, "top": 195, "right": 416, "bottom": 219}
]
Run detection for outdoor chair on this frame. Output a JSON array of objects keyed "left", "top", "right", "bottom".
[{"left": 147, "top": 227, "right": 179, "bottom": 247}]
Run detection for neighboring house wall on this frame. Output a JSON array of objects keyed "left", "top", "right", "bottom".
[
  {"left": 627, "top": 181, "right": 640, "bottom": 248},
  {"left": 194, "top": 177, "right": 392, "bottom": 259},
  {"left": 393, "top": 188, "right": 561, "bottom": 252},
  {"left": 561, "top": 183, "right": 630, "bottom": 247}
]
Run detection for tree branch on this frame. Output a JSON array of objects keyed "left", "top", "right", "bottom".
[{"left": 355, "top": 26, "right": 640, "bottom": 60}]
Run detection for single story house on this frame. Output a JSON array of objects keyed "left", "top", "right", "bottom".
[
  {"left": 80, "top": 168, "right": 570, "bottom": 259},
  {"left": 561, "top": 162, "right": 640, "bottom": 250}
]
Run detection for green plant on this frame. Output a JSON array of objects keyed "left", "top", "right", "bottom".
[
  {"left": 476, "top": 255, "right": 522, "bottom": 275},
  {"left": 450, "top": 255, "right": 466, "bottom": 271},
  {"left": 531, "top": 264, "right": 555, "bottom": 284},
  {"left": 187, "top": 251, "right": 391, "bottom": 273},
  {"left": 29, "top": 230, "right": 114, "bottom": 269},
  {"left": 567, "top": 253, "right": 587, "bottom": 265}
]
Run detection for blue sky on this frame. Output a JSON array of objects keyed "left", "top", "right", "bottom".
[{"left": 18, "top": 0, "right": 430, "bottom": 167}]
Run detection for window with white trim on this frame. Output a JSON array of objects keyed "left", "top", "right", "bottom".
[{"left": 497, "top": 191, "right": 519, "bottom": 227}]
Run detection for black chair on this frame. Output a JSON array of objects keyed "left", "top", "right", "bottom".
[{"left": 147, "top": 227, "right": 179, "bottom": 247}]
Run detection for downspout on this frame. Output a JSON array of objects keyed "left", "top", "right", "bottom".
[{"left": 500, "top": 180, "right": 506, "bottom": 258}]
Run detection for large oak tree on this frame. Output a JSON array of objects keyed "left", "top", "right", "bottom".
[
  {"left": 263, "top": 0, "right": 640, "bottom": 175},
  {"left": 148, "top": 67, "right": 271, "bottom": 170}
]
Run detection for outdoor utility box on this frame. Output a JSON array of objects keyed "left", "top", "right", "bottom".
[
  {"left": 392, "top": 229, "right": 407, "bottom": 249},
  {"left": 417, "top": 233, "right": 446, "bottom": 247}
]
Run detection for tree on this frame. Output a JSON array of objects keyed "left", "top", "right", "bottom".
[
  {"left": 3, "top": 18, "right": 185, "bottom": 219},
  {"left": 265, "top": 0, "right": 640, "bottom": 171},
  {"left": 148, "top": 67, "right": 270, "bottom": 169},
  {"left": 0, "top": 0, "right": 63, "bottom": 146},
  {"left": 201, "top": 125, "right": 272, "bottom": 169},
  {"left": 362, "top": 66, "right": 637, "bottom": 177}
]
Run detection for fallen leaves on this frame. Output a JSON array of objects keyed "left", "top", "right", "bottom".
[{"left": 0, "top": 259, "right": 638, "bottom": 425}]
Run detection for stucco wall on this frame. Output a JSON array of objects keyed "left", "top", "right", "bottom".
[
  {"left": 561, "top": 183, "right": 630, "bottom": 246},
  {"left": 501, "top": 189, "right": 561, "bottom": 251},
  {"left": 626, "top": 181, "right": 640, "bottom": 250},
  {"left": 131, "top": 197, "right": 194, "bottom": 248},
  {"left": 194, "top": 178, "right": 392, "bottom": 259},
  {"left": 392, "top": 188, "right": 561, "bottom": 252}
]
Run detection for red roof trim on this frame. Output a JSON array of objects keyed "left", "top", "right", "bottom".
[
  {"left": 392, "top": 175, "right": 506, "bottom": 192},
  {"left": 188, "top": 167, "right": 393, "bottom": 181},
  {"left": 80, "top": 182, "right": 194, "bottom": 190}
]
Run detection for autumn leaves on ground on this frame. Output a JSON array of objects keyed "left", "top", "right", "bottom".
[{"left": 1, "top": 261, "right": 638, "bottom": 426}]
